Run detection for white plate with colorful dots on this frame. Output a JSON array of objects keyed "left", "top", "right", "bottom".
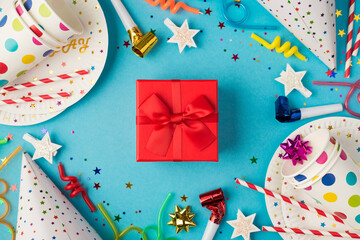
[
  {"left": 0, "top": 0, "right": 108, "bottom": 126},
  {"left": 265, "top": 117, "right": 360, "bottom": 240}
]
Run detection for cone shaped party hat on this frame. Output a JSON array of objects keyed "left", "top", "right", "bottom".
[
  {"left": 256, "top": 0, "right": 337, "bottom": 69},
  {"left": 16, "top": 153, "right": 102, "bottom": 240}
]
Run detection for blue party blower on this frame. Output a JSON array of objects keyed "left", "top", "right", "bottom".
[{"left": 275, "top": 96, "right": 343, "bottom": 123}]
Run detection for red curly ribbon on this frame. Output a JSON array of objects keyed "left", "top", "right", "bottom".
[{"left": 58, "top": 162, "right": 96, "bottom": 212}]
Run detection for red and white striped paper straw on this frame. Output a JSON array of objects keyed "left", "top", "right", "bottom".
[
  {"left": 262, "top": 226, "right": 360, "bottom": 239},
  {"left": 235, "top": 178, "right": 345, "bottom": 225},
  {"left": 345, "top": 0, "right": 356, "bottom": 78},
  {"left": 0, "top": 70, "right": 89, "bottom": 93},
  {"left": 353, "top": 27, "right": 360, "bottom": 56},
  {"left": 0, "top": 92, "right": 71, "bottom": 105}
]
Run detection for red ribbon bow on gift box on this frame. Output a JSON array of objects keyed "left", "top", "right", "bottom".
[{"left": 138, "top": 94, "right": 216, "bottom": 157}]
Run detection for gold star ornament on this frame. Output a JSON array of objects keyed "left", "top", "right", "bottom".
[{"left": 167, "top": 206, "right": 196, "bottom": 233}]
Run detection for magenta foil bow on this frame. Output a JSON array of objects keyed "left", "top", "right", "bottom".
[{"left": 280, "top": 135, "right": 312, "bottom": 166}]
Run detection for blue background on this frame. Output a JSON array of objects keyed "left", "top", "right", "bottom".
[{"left": 0, "top": 0, "right": 360, "bottom": 239}]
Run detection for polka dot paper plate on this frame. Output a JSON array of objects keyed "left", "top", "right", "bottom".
[
  {"left": 0, "top": 0, "right": 108, "bottom": 126},
  {"left": 265, "top": 117, "right": 360, "bottom": 240}
]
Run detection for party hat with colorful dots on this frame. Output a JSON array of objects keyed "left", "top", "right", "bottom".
[
  {"left": 16, "top": 153, "right": 102, "bottom": 240},
  {"left": 255, "top": 0, "right": 337, "bottom": 70}
]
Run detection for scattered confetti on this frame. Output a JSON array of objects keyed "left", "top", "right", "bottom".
[
  {"left": 93, "top": 167, "right": 101, "bottom": 175},
  {"left": 250, "top": 156, "right": 258, "bottom": 164},
  {"left": 10, "top": 184, "right": 17, "bottom": 192},
  {"left": 218, "top": 22, "right": 225, "bottom": 29},
  {"left": 40, "top": 128, "right": 48, "bottom": 134},
  {"left": 335, "top": 9, "right": 342, "bottom": 17},
  {"left": 338, "top": 29, "right": 346, "bottom": 37},
  {"left": 6, "top": 133, "right": 13, "bottom": 141},
  {"left": 125, "top": 181, "right": 133, "bottom": 189},
  {"left": 94, "top": 183, "right": 101, "bottom": 190},
  {"left": 180, "top": 194, "right": 188, "bottom": 202},
  {"left": 205, "top": 8, "right": 212, "bottom": 15},
  {"left": 355, "top": 14, "right": 360, "bottom": 22},
  {"left": 232, "top": 54, "right": 239, "bottom": 62},
  {"left": 123, "top": 40, "right": 130, "bottom": 48},
  {"left": 114, "top": 214, "right": 121, "bottom": 222}
]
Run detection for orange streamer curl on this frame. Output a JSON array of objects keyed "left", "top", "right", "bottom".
[{"left": 144, "top": 0, "right": 201, "bottom": 14}]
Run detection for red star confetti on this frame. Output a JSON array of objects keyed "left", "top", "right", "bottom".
[
  {"left": 205, "top": 8, "right": 212, "bottom": 15},
  {"left": 218, "top": 22, "right": 225, "bottom": 29},
  {"left": 325, "top": 69, "right": 337, "bottom": 78},
  {"left": 232, "top": 54, "right": 239, "bottom": 62},
  {"left": 6, "top": 133, "right": 13, "bottom": 141},
  {"left": 10, "top": 184, "right": 18, "bottom": 192},
  {"left": 94, "top": 183, "right": 101, "bottom": 190},
  {"left": 123, "top": 41, "right": 130, "bottom": 48},
  {"left": 325, "top": 69, "right": 332, "bottom": 76}
]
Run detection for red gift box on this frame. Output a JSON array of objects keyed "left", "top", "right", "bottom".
[{"left": 136, "top": 80, "right": 218, "bottom": 162}]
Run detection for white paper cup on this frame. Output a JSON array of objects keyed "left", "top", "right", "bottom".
[
  {"left": 15, "top": 0, "right": 64, "bottom": 48},
  {"left": 22, "top": 0, "right": 83, "bottom": 42},
  {"left": 300, "top": 145, "right": 360, "bottom": 229},
  {"left": 289, "top": 137, "right": 337, "bottom": 187},
  {"left": 295, "top": 142, "right": 341, "bottom": 189},
  {"left": 0, "top": 3, "right": 54, "bottom": 87},
  {"left": 282, "top": 129, "right": 334, "bottom": 182}
]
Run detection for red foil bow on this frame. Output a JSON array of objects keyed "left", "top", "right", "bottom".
[
  {"left": 138, "top": 94, "right": 216, "bottom": 157},
  {"left": 280, "top": 135, "right": 312, "bottom": 166}
]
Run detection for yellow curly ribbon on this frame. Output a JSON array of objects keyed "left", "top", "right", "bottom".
[{"left": 251, "top": 33, "right": 307, "bottom": 61}]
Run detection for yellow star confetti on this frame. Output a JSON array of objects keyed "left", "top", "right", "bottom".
[
  {"left": 180, "top": 195, "right": 188, "bottom": 202},
  {"left": 125, "top": 181, "right": 133, "bottom": 189},
  {"left": 355, "top": 14, "right": 360, "bottom": 22},
  {"left": 338, "top": 29, "right": 346, "bottom": 37},
  {"left": 336, "top": 9, "right": 342, "bottom": 17}
]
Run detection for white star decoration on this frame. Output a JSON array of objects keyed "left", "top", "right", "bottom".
[
  {"left": 164, "top": 18, "right": 200, "bottom": 53},
  {"left": 275, "top": 64, "right": 312, "bottom": 98},
  {"left": 227, "top": 209, "right": 260, "bottom": 240},
  {"left": 23, "top": 132, "right": 62, "bottom": 164}
]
